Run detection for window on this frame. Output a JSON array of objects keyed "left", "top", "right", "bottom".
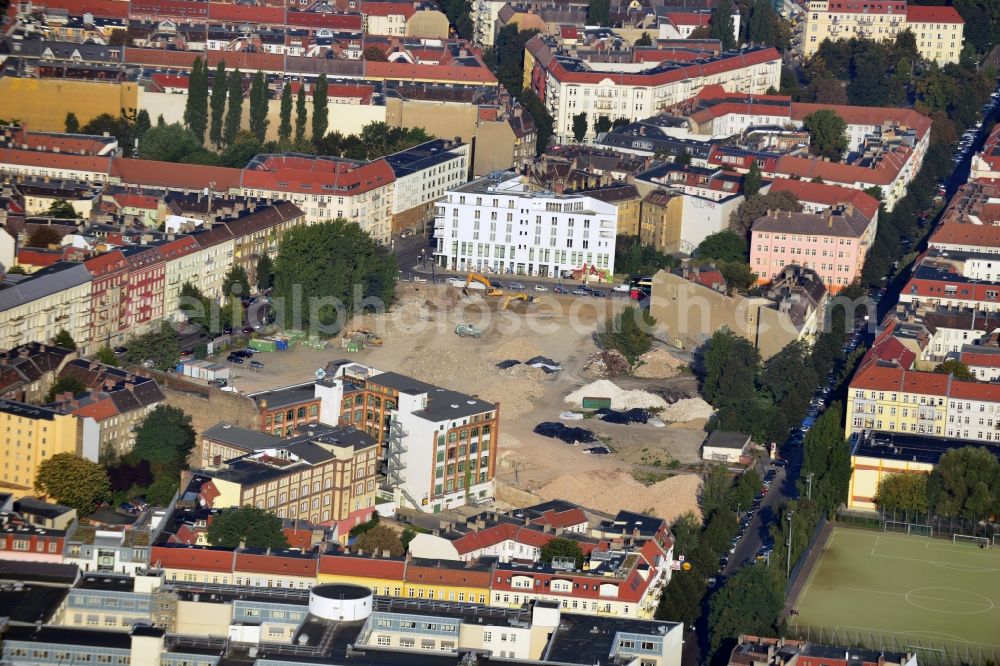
[{"left": 377, "top": 636, "right": 391, "bottom": 646}]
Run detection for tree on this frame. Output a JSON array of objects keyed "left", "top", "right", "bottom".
[
  {"left": 27, "top": 226, "right": 63, "bottom": 248},
  {"left": 874, "top": 473, "right": 929, "bottom": 516},
  {"left": 635, "top": 31, "right": 653, "bottom": 47},
  {"left": 45, "top": 199, "right": 79, "bottom": 219},
  {"left": 761, "top": 340, "right": 817, "bottom": 427},
  {"left": 94, "top": 346, "right": 120, "bottom": 367},
  {"left": 209, "top": 62, "right": 227, "bottom": 146},
  {"left": 295, "top": 82, "right": 308, "bottom": 144},
  {"left": 277, "top": 83, "right": 293, "bottom": 143},
  {"left": 122, "top": 322, "right": 181, "bottom": 371},
  {"left": 863, "top": 185, "right": 884, "bottom": 202},
  {"left": 700, "top": 464, "right": 734, "bottom": 519},
  {"left": 183, "top": 57, "right": 209, "bottom": 143},
  {"left": 933, "top": 359, "right": 975, "bottom": 381},
  {"left": 746, "top": 0, "right": 790, "bottom": 50},
  {"left": 708, "top": 564, "right": 784, "bottom": 653},
  {"left": 594, "top": 115, "right": 612, "bottom": 135},
  {"left": 207, "top": 506, "right": 289, "bottom": 549},
  {"left": 131, "top": 405, "right": 196, "bottom": 468},
  {"left": 224, "top": 69, "right": 244, "bottom": 146},
  {"left": 45, "top": 375, "right": 87, "bottom": 403},
  {"left": 732, "top": 468, "right": 763, "bottom": 512},
  {"left": 519, "top": 90, "right": 553, "bottom": 156},
  {"left": 597, "top": 306, "right": 656, "bottom": 365},
  {"left": 587, "top": 0, "right": 610, "bottom": 26},
  {"left": 362, "top": 45, "right": 387, "bottom": 61},
  {"left": 81, "top": 114, "right": 134, "bottom": 156},
  {"left": 571, "top": 112, "right": 588, "bottom": 142},
  {"left": 700, "top": 328, "right": 760, "bottom": 411},
  {"left": 34, "top": 453, "right": 110, "bottom": 515},
  {"left": 222, "top": 264, "right": 251, "bottom": 301},
  {"left": 52, "top": 328, "right": 77, "bottom": 350},
  {"left": 674, "top": 152, "right": 692, "bottom": 166},
  {"left": 729, "top": 191, "right": 802, "bottom": 237},
  {"left": 134, "top": 109, "right": 151, "bottom": 143},
  {"left": 801, "top": 403, "right": 851, "bottom": 516},
  {"left": 248, "top": 70, "right": 269, "bottom": 143},
  {"left": 65, "top": 112, "right": 80, "bottom": 133},
  {"left": 354, "top": 524, "right": 405, "bottom": 557},
  {"left": 312, "top": 73, "right": 329, "bottom": 143},
  {"left": 138, "top": 123, "right": 202, "bottom": 162},
  {"left": 539, "top": 537, "right": 585, "bottom": 568},
  {"left": 803, "top": 109, "right": 849, "bottom": 161},
  {"left": 614, "top": 236, "right": 677, "bottom": 276},
  {"left": 273, "top": 220, "right": 398, "bottom": 333},
  {"left": 612, "top": 117, "right": 630, "bottom": 129},
  {"left": 219, "top": 131, "right": 262, "bottom": 168},
  {"left": 490, "top": 25, "right": 538, "bottom": 96},
  {"left": 744, "top": 161, "right": 762, "bottom": 197},
  {"left": 697, "top": 230, "right": 747, "bottom": 263},
  {"left": 928, "top": 447, "right": 1000, "bottom": 521},
  {"left": 655, "top": 569, "right": 706, "bottom": 627},
  {"left": 710, "top": 0, "right": 737, "bottom": 51},
  {"left": 256, "top": 254, "right": 275, "bottom": 291}
]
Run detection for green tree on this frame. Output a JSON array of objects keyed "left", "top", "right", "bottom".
[
  {"left": 761, "top": 340, "right": 817, "bottom": 427},
  {"left": 179, "top": 281, "right": 211, "bottom": 329},
  {"left": 35, "top": 454, "right": 110, "bottom": 515},
  {"left": 708, "top": 564, "right": 784, "bottom": 653},
  {"left": 729, "top": 191, "right": 802, "bottom": 237},
  {"left": 587, "top": 0, "right": 610, "bottom": 25},
  {"left": 597, "top": 306, "right": 656, "bottom": 365},
  {"left": 801, "top": 403, "right": 851, "bottom": 516},
  {"left": 933, "top": 359, "right": 975, "bottom": 381},
  {"left": 122, "top": 322, "right": 181, "bottom": 371},
  {"left": 362, "top": 45, "right": 387, "bottom": 61},
  {"left": 700, "top": 328, "right": 760, "bottom": 412},
  {"left": 594, "top": 116, "right": 612, "bottom": 135},
  {"left": 207, "top": 506, "right": 289, "bottom": 549},
  {"left": 717, "top": 262, "right": 756, "bottom": 293},
  {"left": 571, "top": 112, "right": 588, "bottom": 142},
  {"left": 94, "top": 346, "right": 120, "bottom": 367},
  {"left": 710, "top": 0, "right": 737, "bottom": 50},
  {"left": 278, "top": 83, "right": 293, "bottom": 143},
  {"left": 697, "top": 230, "right": 747, "bottom": 263},
  {"left": 248, "top": 70, "right": 269, "bottom": 143},
  {"left": 874, "top": 473, "right": 929, "bottom": 516},
  {"left": 224, "top": 69, "right": 244, "bottom": 146},
  {"left": 614, "top": 236, "right": 677, "bottom": 276},
  {"left": 134, "top": 109, "right": 151, "bottom": 142},
  {"left": 27, "top": 226, "right": 62, "bottom": 247},
  {"left": 744, "top": 161, "right": 762, "bottom": 197},
  {"left": 674, "top": 152, "right": 692, "bottom": 166},
  {"left": 539, "top": 537, "right": 585, "bottom": 568},
  {"left": 803, "top": 109, "right": 848, "bottom": 161},
  {"left": 273, "top": 220, "right": 398, "bottom": 333},
  {"left": 52, "top": 328, "right": 77, "bottom": 350},
  {"left": 45, "top": 199, "right": 79, "bottom": 219},
  {"left": 256, "top": 254, "right": 275, "bottom": 291},
  {"left": 635, "top": 32, "right": 652, "bottom": 47},
  {"left": 655, "top": 569, "right": 706, "bottom": 626},
  {"left": 183, "top": 57, "right": 209, "bottom": 143},
  {"left": 65, "top": 112, "right": 80, "bottom": 133},
  {"left": 519, "top": 90, "right": 553, "bottom": 156},
  {"left": 45, "top": 375, "right": 87, "bottom": 403},
  {"left": 138, "top": 123, "right": 202, "bottom": 162},
  {"left": 312, "top": 73, "right": 329, "bottom": 143},
  {"left": 81, "top": 114, "right": 134, "bottom": 156},
  {"left": 928, "top": 447, "right": 1000, "bottom": 521},
  {"left": 768, "top": 497, "right": 821, "bottom": 576},
  {"left": 732, "top": 468, "right": 763, "bottom": 512},
  {"left": 209, "top": 62, "right": 227, "bottom": 146},
  {"left": 612, "top": 117, "right": 630, "bottom": 129},
  {"left": 130, "top": 405, "right": 196, "bottom": 468},
  {"left": 490, "top": 25, "right": 538, "bottom": 96},
  {"left": 354, "top": 524, "right": 405, "bottom": 557},
  {"left": 295, "top": 82, "right": 308, "bottom": 143},
  {"left": 219, "top": 131, "right": 262, "bottom": 168},
  {"left": 700, "top": 465, "right": 734, "bottom": 519},
  {"left": 222, "top": 264, "right": 251, "bottom": 300}
]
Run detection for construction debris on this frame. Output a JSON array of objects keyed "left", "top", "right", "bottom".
[
  {"left": 581, "top": 350, "right": 630, "bottom": 378},
  {"left": 632, "top": 349, "right": 686, "bottom": 379},
  {"left": 565, "top": 379, "right": 668, "bottom": 411}
]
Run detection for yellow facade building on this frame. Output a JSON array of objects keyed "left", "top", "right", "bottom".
[
  {"left": 0, "top": 77, "right": 138, "bottom": 133},
  {"left": 0, "top": 400, "right": 81, "bottom": 495},
  {"left": 802, "top": 1, "right": 964, "bottom": 65}
]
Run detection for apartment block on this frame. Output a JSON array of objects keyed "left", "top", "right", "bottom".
[
  {"left": 801, "top": 1, "right": 964, "bottom": 65},
  {"left": 0, "top": 263, "right": 93, "bottom": 354},
  {"left": 385, "top": 139, "right": 470, "bottom": 234},
  {"left": 522, "top": 38, "right": 781, "bottom": 143},
  {"left": 0, "top": 400, "right": 82, "bottom": 495},
  {"left": 433, "top": 172, "right": 619, "bottom": 279},
  {"left": 247, "top": 383, "right": 322, "bottom": 437},
  {"left": 0, "top": 343, "right": 75, "bottom": 404},
  {"left": 315, "top": 363, "right": 499, "bottom": 513}
]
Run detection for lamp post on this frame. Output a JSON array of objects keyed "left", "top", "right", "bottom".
[
  {"left": 806, "top": 473, "right": 814, "bottom": 501},
  {"left": 785, "top": 510, "right": 794, "bottom": 580}
]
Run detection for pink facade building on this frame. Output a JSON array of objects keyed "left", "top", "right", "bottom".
[{"left": 750, "top": 203, "right": 876, "bottom": 292}]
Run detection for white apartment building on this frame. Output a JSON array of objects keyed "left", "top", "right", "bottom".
[
  {"left": 433, "top": 173, "right": 619, "bottom": 278},
  {"left": 386, "top": 140, "right": 470, "bottom": 227},
  {"left": 523, "top": 40, "right": 782, "bottom": 143}
]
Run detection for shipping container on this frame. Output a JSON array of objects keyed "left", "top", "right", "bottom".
[
  {"left": 248, "top": 338, "right": 276, "bottom": 352},
  {"left": 582, "top": 397, "right": 612, "bottom": 410}
]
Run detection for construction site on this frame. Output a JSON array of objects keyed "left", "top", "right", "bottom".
[{"left": 201, "top": 280, "right": 712, "bottom": 523}]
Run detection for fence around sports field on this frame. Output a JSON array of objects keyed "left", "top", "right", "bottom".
[
  {"left": 837, "top": 508, "right": 1000, "bottom": 544},
  {"left": 786, "top": 624, "right": 1000, "bottom": 666}
]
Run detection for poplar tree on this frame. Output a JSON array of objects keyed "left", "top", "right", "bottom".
[
  {"left": 224, "top": 69, "right": 244, "bottom": 146},
  {"left": 312, "top": 73, "right": 328, "bottom": 143},
  {"left": 209, "top": 62, "right": 227, "bottom": 147},
  {"left": 295, "top": 82, "right": 307, "bottom": 143},
  {"left": 278, "top": 82, "right": 293, "bottom": 143},
  {"left": 183, "top": 57, "right": 209, "bottom": 143},
  {"left": 248, "top": 70, "right": 269, "bottom": 143}
]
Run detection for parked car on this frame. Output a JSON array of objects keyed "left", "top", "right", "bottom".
[
  {"left": 591, "top": 290, "right": 608, "bottom": 298},
  {"left": 232, "top": 349, "right": 254, "bottom": 358},
  {"left": 208, "top": 378, "right": 228, "bottom": 387},
  {"left": 553, "top": 286, "right": 567, "bottom": 294},
  {"left": 612, "top": 283, "right": 631, "bottom": 293},
  {"left": 249, "top": 360, "right": 264, "bottom": 370},
  {"left": 114, "top": 346, "right": 128, "bottom": 355},
  {"left": 509, "top": 282, "right": 524, "bottom": 290},
  {"left": 772, "top": 459, "right": 788, "bottom": 468},
  {"left": 571, "top": 288, "right": 590, "bottom": 295},
  {"left": 227, "top": 354, "right": 245, "bottom": 364},
  {"left": 242, "top": 326, "right": 255, "bottom": 334},
  {"left": 533, "top": 284, "right": 549, "bottom": 292}
]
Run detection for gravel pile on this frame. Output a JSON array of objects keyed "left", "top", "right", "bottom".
[
  {"left": 565, "top": 379, "right": 669, "bottom": 410},
  {"left": 537, "top": 470, "right": 702, "bottom": 522},
  {"left": 660, "top": 397, "right": 715, "bottom": 422},
  {"left": 633, "top": 349, "right": 686, "bottom": 379}
]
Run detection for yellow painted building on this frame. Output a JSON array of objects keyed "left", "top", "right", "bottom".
[
  {"left": 0, "top": 77, "right": 139, "bottom": 132},
  {"left": 0, "top": 401, "right": 81, "bottom": 495},
  {"left": 402, "top": 561, "right": 492, "bottom": 605},
  {"left": 850, "top": 446, "right": 933, "bottom": 511},
  {"left": 802, "top": 1, "right": 964, "bottom": 65}
]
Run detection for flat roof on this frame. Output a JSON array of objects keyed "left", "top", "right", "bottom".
[
  {"left": 77, "top": 574, "right": 136, "bottom": 592},
  {"left": 545, "top": 612, "right": 680, "bottom": 664},
  {"left": 0, "top": 583, "right": 69, "bottom": 624},
  {"left": 2, "top": 625, "right": 133, "bottom": 650},
  {"left": 248, "top": 383, "right": 319, "bottom": 410},
  {"left": 852, "top": 430, "right": 1000, "bottom": 465},
  {"left": 0, "top": 560, "right": 79, "bottom": 585},
  {"left": 385, "top": 139, "right": 466, "bottom": 177}
]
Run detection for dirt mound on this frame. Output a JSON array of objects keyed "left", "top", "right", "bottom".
[
  {"left": 536, "top": 469, "right": 701, "bottom": 523},
  {"left": 565, "top": 379, "right": 668, "bottom": 410},
  {"left": 633, "top": 348, "right": 686, "bottom": 379},
  {"left": 660, "top": 397, "right": 715, "bottom": 422},
  {"left": 581, "top": 350, "right": 630, "bottom": 378}
]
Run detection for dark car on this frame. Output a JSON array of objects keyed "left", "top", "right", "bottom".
[
  {"left": 227, "top": 354, "right": 245, "bottom": 364},
  {"left": 242, "top": 326, "right": 255, "bottom": 334},
  {"left": 222, "top": 325, "right": 233, "bottom": 335},
  {"left": 232, "top": 349, "right": 254, "bottom": 358},
  {"left": 553, "top": 286, "right": 567, "bottom": 294},
  {"left": 772, "top": 459, "right": 788, "bottom": 468},
  {"left": 208, "top": 378, "right": 228, "bottom": 387},
  {"left": 114, "top": 346, "right": 128, "bottom": 354},
  {"left": 249, "top": 360, "right": 264, "bottom": 370},
  {"left": 591, "top": 290, "right": 608, "bottom": 298}
]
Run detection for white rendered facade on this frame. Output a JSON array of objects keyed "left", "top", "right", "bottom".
[{"left": 433, "top": 173, "right": 619, "bottom": 278}]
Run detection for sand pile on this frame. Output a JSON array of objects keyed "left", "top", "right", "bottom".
[
  {"left": 661, "top": 397, "right": 715, "bottom": 422},
  {"left": 565, "top": 380, "right": 668, "bottom": 410},
  {"left": 537, "top": 469, "right": 702, "bottom": 523},
  {"left": 633, "top": 349, "right": 686, "bottom": 379}
]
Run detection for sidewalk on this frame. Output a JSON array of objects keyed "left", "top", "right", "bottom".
[{"left": 404, "top": 260, "right": 626, "bottom": 289}]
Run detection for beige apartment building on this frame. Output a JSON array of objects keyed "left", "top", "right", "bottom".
[{"left": 802, "top": 1, "right": 964, "bottom": 65}]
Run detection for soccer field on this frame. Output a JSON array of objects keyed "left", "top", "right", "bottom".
[{"left": 791, "top": 527, "right": 1000, "bottom": 662}]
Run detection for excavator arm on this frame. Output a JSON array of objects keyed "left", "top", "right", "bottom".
[{"left": 463, "top": 272, "right": 503, "bottom": 297}]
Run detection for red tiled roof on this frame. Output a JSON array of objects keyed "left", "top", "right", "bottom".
[
  {"left": 112, "top": 193, "right": 160, "bottom": 210},
  {"left": 283, "top": 528, "right": 314, "bottom": 550},
  {"left": 150, "top": 73, "right": 189, "bottom": 91},
  {"left": 848, "top": 364, "right": 982, "bottom": 399},
  {"left": 35, "top": 0, "right": 128, "bottom": 18},
  {"left": 286, "top": 11, "right": 362, "bottom": 29},
  {"left": 235, "top": 552, "right": 318, "bottom": 577},
  {"left": 0, "top": 148, "right": 113, "bottom": 176},
  {"left": 663, "top": 11, "right": 710, "bottom": 26},
  {"left": 130, "top": 0, "right": 208, "bottom": 17},
  {"left": 929, "top": 222, "right": 1000, "bottom": 250},
  {"left": 559, "top": 26, "right": 580, "bottom": 39},
  {"left": 72, "top": 398, "right": 119, "bottom": 421},
  {"left": 363, "top": 60, "right": 496, "bottom": 84},
  {"left": 241, "top": 155, "right": 394, "bottom": 194},
  {"left": 113, "top": 158, "right": 242, "bottom": 190},
  {"left": 405, "top": 563, "right": 492, "bottom": 587},
  {"left": 318, "top": 551, "right": 406, "bottom": 579},
  {"left": 906, "top": 5, "right": 964, "bottom": 23},
  {"left": 859, "top": 333, "right": 916, "bottom": 371},
  {"left": 150, "top": 545, "right": 235, "bottom": 572},
  {"left": 769, "top": 178, "right": 880, "bottom": 220},
  {"left": 791, "top": 103, "right": 931, "bottom": 140},
  {"left": 209, "top": 1, "right": 284, "bottom": 22},
  {"left": 960, "top": 351, "right": 1000, "bottom": 369},
  {"left": 326, "top": 83, "right": 376, "bottom": 104},
  {"left": 360, "top": 1, "right": 414, "bottom": 18},
  {"left": 84, "top": 249, "right": 128, "bottom": 277},
  {"left": 16, "top": 249, "right": 63, "bottom": 267},
  {"left": 774, "top": 150, "right": 912, "bottom": 187}
]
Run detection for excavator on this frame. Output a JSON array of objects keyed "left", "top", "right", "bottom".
[
  {"left": 463, "top": 272, "right": 503, "bottom": 297},
  {"left": 501, "top": 293, "right": 536, "bottom": 310}
]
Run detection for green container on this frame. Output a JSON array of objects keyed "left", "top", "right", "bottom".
[
  {"left": 248, "top": 338, "right": 277, "bottom": 352},
  {"left": 284, "top": 329, "right": 308, "bottom": 341},
  {"left": 582, "top": 397, "right": 612, "bottom": 410}
]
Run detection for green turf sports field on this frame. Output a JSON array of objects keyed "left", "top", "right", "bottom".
[{"left": 791, "top": 527, "right": 1000, "bottom": 655}]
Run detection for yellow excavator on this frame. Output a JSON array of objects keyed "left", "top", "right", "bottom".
[
  {"left": 463, "top": 272, "right": 503, "bottom": 297},
  {"left": 502, "top": 293, "right": 536, "bottom": 310}
]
